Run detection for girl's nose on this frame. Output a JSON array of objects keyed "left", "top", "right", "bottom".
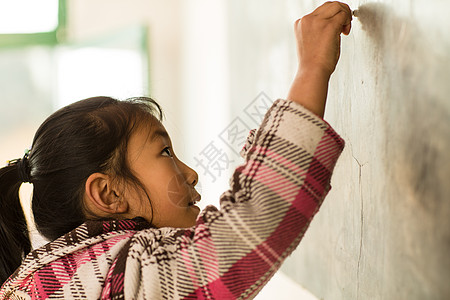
[
  {"left": 188, "top": 167, "right": 199, "bottom": 186},
  {"left": 179, "top": 159, "right": 198, "bottom": 186}
]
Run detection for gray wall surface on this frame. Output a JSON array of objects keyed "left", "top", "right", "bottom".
[{"left": 227, "top": 0, "right": 450, "bottom": 299}]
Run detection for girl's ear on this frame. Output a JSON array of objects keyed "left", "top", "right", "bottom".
[{"left": 84, "top": 173, "right": 128, "bottom": 216}]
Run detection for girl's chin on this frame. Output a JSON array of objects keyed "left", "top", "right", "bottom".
[
  {"left": 187, "top": 204, "right": 200, "bottom": 213},
  {"left": 187, "top": 205, "right": 201, "bottom": 226},
  {"left": 190, "top": 204, "right": 200, "bottom": 211}
]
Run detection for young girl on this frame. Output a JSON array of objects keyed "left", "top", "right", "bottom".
[{"left": 0, "top": 2, "right": 352, "bottom": 299}]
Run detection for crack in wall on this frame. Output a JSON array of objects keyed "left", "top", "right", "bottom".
[
  {"left": 347, "top": 140, "right": 367, "bottom": 300},
  {"left": 354, "top": 156, "right": 364, "bottom": 300}
]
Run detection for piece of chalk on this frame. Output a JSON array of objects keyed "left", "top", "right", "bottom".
[{"left": 352, "top": 10, "right": 359, "bottom": 17}]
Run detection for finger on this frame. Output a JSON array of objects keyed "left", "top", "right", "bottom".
[
  {"left": 313, "top": 1, "right": 340, "bottom": 13},
  {"left": 330, "top": 10, "right": 353, "bottom": 31},
  {"left": 335, "top": 1, "right": 352, "bottom": 14},
  {"left": 326, "top": 5, "right": 352, "bottom": 25},
  {"left": 314, "top": 1, "right": 351, "bottom": 19}
]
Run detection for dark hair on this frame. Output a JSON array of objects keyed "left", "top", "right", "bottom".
[{"left": 0, "top": 96, "right": 163, "bottom": 285}]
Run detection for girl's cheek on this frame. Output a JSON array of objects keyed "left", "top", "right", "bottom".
[{"left": 166, "top": 173, "right": 189, "bottom": 207}]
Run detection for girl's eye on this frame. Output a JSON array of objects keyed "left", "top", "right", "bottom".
[{"left": 162, "top": 146, "right": 173, "bottom": 157}]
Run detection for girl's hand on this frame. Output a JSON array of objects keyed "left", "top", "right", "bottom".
[{"left": 294, "top": 1, "right": 353, "bottom": 77}]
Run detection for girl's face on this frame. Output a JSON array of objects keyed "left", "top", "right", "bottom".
[{"left": 125, "top": 119, "right": 201, "bottom": 228}]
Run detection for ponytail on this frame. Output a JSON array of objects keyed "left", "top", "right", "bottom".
[{"left": 0, "top": 162, "right": 31, "bottom": 286}]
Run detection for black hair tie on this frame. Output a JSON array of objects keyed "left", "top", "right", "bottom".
[
  {"left": 7, "top": 149, "right": 32, "bottom": 183},
  {"left": 17, "top": 156, "right": 31, "bottom": 183}
]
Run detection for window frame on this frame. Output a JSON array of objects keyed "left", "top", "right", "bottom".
[{"left": 0, "top": 0, "right": 66, "bottom": 48}]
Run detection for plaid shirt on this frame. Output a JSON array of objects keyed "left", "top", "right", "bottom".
[{"left": 1, "top": 99, "right": 344, "bottom": 299}]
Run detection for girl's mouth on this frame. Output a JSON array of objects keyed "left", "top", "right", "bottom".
[{"left": 188, "top": 194, "right": 201, "bottom": 206}]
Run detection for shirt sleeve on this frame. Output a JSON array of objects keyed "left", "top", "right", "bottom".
[{"left": 126, "top": 98, "right": 345, "bottom": 299}]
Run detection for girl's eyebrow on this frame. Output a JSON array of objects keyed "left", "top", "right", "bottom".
[{"left": 150, "top": 129, "right": 170, "bottom": 142}]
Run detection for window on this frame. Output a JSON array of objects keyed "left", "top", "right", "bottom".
[{"left": 0, "top": 0, "right": 65, "bottom": 47}]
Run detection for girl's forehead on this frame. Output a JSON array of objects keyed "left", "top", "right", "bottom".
[{"left": 148, "top": 117, "right": 169, "bottom": 139}]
